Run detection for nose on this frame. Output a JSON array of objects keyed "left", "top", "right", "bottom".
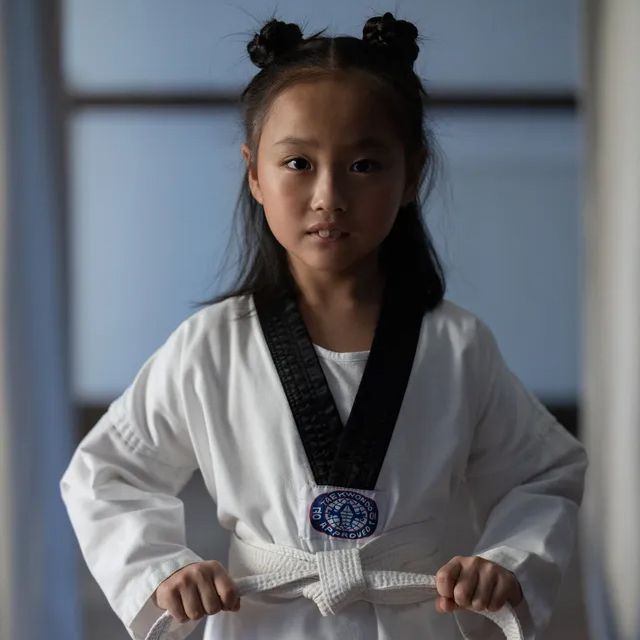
[{"left": 310, "top": 167, "right": 348, "bottom": 213}]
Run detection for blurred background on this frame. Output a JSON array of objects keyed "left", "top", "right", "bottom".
[{"left": 0, "top": 1, "right": 638, "bottom": 639}]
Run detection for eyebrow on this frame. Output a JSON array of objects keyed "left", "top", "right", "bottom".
[{"left": 274, "top": 136, "right": 391, "bottom": 151}]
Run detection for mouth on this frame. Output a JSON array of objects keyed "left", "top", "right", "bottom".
[{"left": 306, "top": 229, "right": 350, "bottom": 241}]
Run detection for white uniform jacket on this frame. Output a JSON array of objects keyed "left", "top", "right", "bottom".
[{"left": 60, "top": 291, "right": 588, "bottom": 640}]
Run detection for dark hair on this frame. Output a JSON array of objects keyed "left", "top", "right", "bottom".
[{"left": 192, "top": 12, "right": 447, "bottom": 316}]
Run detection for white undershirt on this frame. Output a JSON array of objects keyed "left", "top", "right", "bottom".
[{"left": 312, "top": 343, "right": 370, "bottom": 427}]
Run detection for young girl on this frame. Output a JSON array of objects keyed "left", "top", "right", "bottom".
[{"left": 60, "top": 12, "right": 588, "bottom": 640}]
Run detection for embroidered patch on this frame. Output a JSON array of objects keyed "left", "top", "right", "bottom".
[{"left": 309, "top": 490, "right": 379, "bottom": 539}]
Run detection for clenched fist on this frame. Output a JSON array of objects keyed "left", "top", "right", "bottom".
[
  {"left": 434, "top": 556, "right": 523, "bottom": 614},
  {"left": 151, "top": 560, "right": 241, "bottom": 623}
]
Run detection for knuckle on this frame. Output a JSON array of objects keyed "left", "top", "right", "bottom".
[
  {"left": 180, "top": 587, "right": 204, "bottom": 620},
  {"left": 163, "top": 587, "right": 178, "bottom": 603},
  {"left": 193, "top": 564, "right": 209, "bottom": 578},
  {"left": 489, "top": 585, "right": 506, "bottom": 609},
  {"left": 153, "top": 589, "right": 167, "bottom": 608},
  {"left": 218, "top": 586, "right": 236, "bottom": 602},
  {"left": 494, "top": 574, "right": 507, "bottom": 592},
  {"left": 453, "top": 584, "right": 469, "bottom": 602},
  {"left": 436, "top": 569, "right": 451, "bottom": 582},
  {"left": 197, "top": 582, "right": 222, "bottom": 615},
  {"left": 170, "top": 610, "right": 187, "bottom": 624},
  {"left": 181, "top": 564, "right": 196, "bottom": 576},
  {"left": 186, "top": 561, "right": 206, "bottom": 576},
  {"left": 479, "top": 559, "right": 494, "bottom": 573},
  {"left": 186, "top": 605, "right": 205, "bottom": 621},
  {"left": 168, "top": 601, "right": 188, "bottom": 623},
  {"left": 436, "top": 576, "right": 454, "bottom": 598},
  {"left": 174, "top": 573, "right": 190, "bottom": 588}
]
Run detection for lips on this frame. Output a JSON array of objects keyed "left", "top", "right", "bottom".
[
  {"left": 307, "top": 222, "right": 342, "bottom": 233},
  {"left": 310, "top": 229, "right": 345, "bottom": 240},
  {"left": 307, "top": 222, "right": 349, "bottom": 238}
]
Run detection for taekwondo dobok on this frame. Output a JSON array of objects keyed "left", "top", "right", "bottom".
[{"left": 60, "top": 272, "right": 588, "bottom": 639}]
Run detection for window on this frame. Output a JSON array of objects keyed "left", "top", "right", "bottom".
[{"left": 59, "top": 0, "right": 581, "bottom": 425}]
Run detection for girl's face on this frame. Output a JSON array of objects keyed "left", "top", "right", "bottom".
[{"left": 242, "top": 70, "right": 422, "bottom": 281}]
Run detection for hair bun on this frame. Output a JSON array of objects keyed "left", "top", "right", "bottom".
[
  {"left": 362, "top": 12, "right": 419, "bottom": 67},
  {"left": 247, "top": 18, "right": 304, "bottom": 69}
]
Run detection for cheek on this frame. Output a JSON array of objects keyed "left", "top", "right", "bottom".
[
  {"left": 353, "top": 187, "right": 403, "bottom": 245},
  {"left": 260, "top": 169, "right": 305, "bottom": 211},
  {"left": 257, "top": 170, "right": 304, "bottom": 244},
  {"left": 359, "top": 177, "right": 404, "bottom": 219},
  {"left": 375, "top": 167, "right": 406, "bottom": 199},
  {"left": 364, "top": 184, "right": 401, "bottom": 210}
]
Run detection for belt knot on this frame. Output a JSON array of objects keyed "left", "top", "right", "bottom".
[{"left": 303, "top": 547, "right": 367, "bottom": 615}]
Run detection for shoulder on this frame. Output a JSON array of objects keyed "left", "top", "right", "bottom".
[
  {"left": 426, "top": 298, "right": 497, "bottom": 354},
  {"left": 108, "top": 295, "right": 252, "bottom": 419},
  {"left": 166, "top": 293, "right": 254, "bottom": 359},
  {"left": 177, "top": 293, "right": 253, "bottom": 335},
  {"left": 427, "top": 300, "right": 515, "bottom": 420}
]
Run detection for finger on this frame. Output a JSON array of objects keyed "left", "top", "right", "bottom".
[
  {"left": 435, "top": 595, "right": 459, "bottom": 614},
  {"left": 156, "top": 587, "right": 188, "bottom": 623},
  {"left": 168, "top": 594, "right": 189, "bottom": 623},
  {"left": 180, "top": 583, "right": 206, "bottom": 621},
  {"left": 453, "top": 561, "right": 480, "bottom": 608},
  {"left": 471, "top": 567, "right": 498, "bottom": 612},
  {"left": 195, "top": 574, "right": 222, "bottom": 616},
  {"left": 212, "top": 567, "right": 241, "bottom": 610},
  {"left": 509, "top": 576, "right": 524, "bottom": 607},
  {"left": 435, "top": 557, "right": 463, "bottom": 599},
  {"left": 488, "top": 574, "right": 510, "bottom": 612}
]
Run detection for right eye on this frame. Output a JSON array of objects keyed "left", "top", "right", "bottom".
[{"left": 284, "top": 157, "right": 310, "bottom": 171}]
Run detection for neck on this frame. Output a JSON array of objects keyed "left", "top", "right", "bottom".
[{"left": 287, "top": 254, "right": 386, "bottom": 310}]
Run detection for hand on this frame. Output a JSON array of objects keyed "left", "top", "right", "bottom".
[
  {"left": 151, "top": 560, "right": 241, "bottom": 623},
  {"left": 434, "top": 555, "right": 523, "bottom": 614}
]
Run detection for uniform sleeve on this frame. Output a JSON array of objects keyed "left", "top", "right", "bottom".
[
  {"left": 60, "top": 324, "right": 206, "bottom": 640},
  {"left": 453, "top": 319, "right": 588, "bottom": 640}
]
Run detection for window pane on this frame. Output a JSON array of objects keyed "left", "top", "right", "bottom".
[
  {"left": 70, "top": 108, "right": 582, "bottom": 404},
  {"left": 62, "top": 0, "right": 579, "bottom": 92},
  {"left": 427, "top": 109, "right": 583, "bottom": 401},
  {"left": 69, "top": 109, "right": 244, "bottom": 402}
]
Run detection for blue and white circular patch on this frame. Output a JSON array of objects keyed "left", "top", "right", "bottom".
[{"left": 309, "top": 490, "right": 379, "bottom": 539}]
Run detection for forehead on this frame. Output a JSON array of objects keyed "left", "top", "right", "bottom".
[{"left": 260, "top": 72, "right": 402, "bottom": 150}]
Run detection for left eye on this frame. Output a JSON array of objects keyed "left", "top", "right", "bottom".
[
  {"left": 352, "top": 159, "right": 378, "bottom": 173},
  {"left": 285, "top": 157, "right": 310, "bottom": 171}
]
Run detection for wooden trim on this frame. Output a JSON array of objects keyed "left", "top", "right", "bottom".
[
  {"left": 48, "top": 0, "right": 69, "bottom": 325},
  {"left": 64, "top": 91, "right": 578, "bottom": 112},
  {"left": 66, "top": 92, "right": 241, "bottom": 110}
]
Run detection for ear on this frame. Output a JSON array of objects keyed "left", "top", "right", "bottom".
[
  {"left": 241, "top": 143, "right": 264, "bottom": 205},
  {"left": 401, "top": 148, "right": 427, "bottom": 207}
]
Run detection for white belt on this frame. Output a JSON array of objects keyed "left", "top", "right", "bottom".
[{"left": 145, "top": 533, "right": 524, "bottom": 640}]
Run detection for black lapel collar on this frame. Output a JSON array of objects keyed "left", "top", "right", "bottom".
[{"left": 254, "top": 271, "right": 427, "bottom": 490}]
